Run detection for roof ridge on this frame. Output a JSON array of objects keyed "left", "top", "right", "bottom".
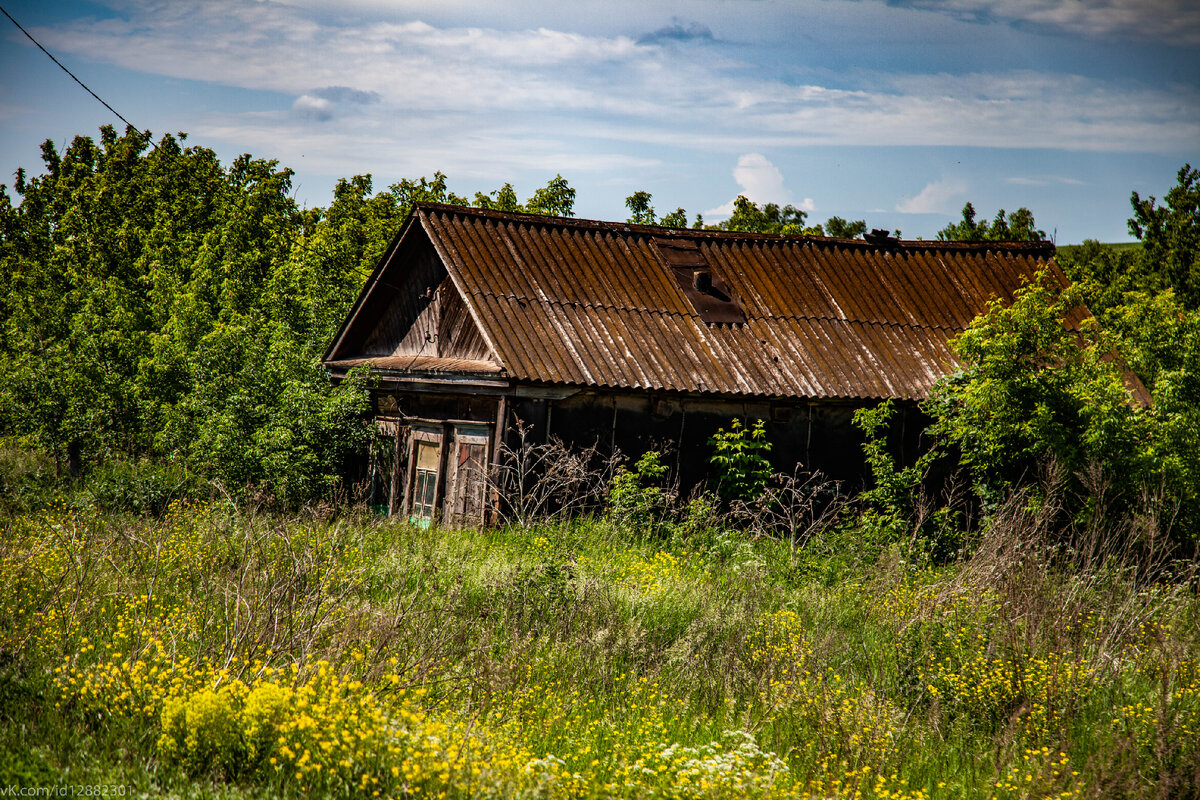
[
  {"left": 369, "top": 205, "right": 1069, "bottom": 401},
  {"left": 416, "top": 202, "right": 1056, "bottom": 254}
]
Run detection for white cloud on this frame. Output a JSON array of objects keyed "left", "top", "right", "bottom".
[
  {"left": 1005, "top": 175, "right": 1088, "bottom": 186},
  {"left": 732, "top": 153, "right": 789, "bottom": 204},
  {"left": 16, "top": 0, "right": 1200, "bottom": 199},
  {"left": 896, "top": 178, "right": 968, "bottom": 215},
  {"left": 194, "top": 111, "right": 663, "bottom": 181},
  {"left": 29, "top": 5, "right": 1200, "bottom": 155},
  {"left": 291, "top": 86, "right": 380, "bottom": 121},
  {"left": 705, "top": 153, "right": 809, "bottom": 218}
]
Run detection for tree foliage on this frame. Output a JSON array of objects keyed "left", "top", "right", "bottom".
[
  {"left": 0, "top": 126, "right": 579, "bottom": 506},
  {"left": 938, "top": 202, "right": 1046, "bottom": 242},
  {"left": 714, "top": 196, "right": 819, "bottom": 235},
  {"left": 924, "top": 269, "right": 1199, "bottom": 539},
  {"left": 622, "top": 191, "right": 865, "bottom": 237},
  {"left": 0, "top": 127, "right": 372, "bottom": 501},
  {"left": 926, "top": 272, "right": 1148, "bottom": 510},
  {"left": 927, "top": 165, "right": 1200, "bottom": 541},
  {"left": 823, "top": 216, "right": 867, "bottom": 239},
  {"left": 3, "top": 121, "right": 1195, "bottom": 535},
  {"left": 478, "top": 174, "right": 577, "bottom": 218},
  {"left": 624, "top": 191, "right": 695, "bottom": 229},
  {"left": 1054, "top": 240, "right": 1147, "bottom": 318},
  {"left": 1053, "top": 167, "right": 1200, "bottom": 531},
  {"left": 1129, "top": 164, "right": 1200, "bottom": 310}
]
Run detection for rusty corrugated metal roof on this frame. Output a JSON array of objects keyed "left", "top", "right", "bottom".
[{"left": 399, "top": 203, "right": 1066, "bottom": 402}]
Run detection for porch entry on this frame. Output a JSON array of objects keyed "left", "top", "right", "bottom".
[{"left": 404, "top": 422, "right": 492, "bottom": 527}]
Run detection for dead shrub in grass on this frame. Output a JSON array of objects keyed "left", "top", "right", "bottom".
[
  {"left": 489, "top": 420, "right": 619, "bottom": 526},
  {"left": 733, "top": 467, "right": 848, "bottom": 567}
]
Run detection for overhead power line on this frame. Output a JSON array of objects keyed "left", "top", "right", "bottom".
[
  {"left": 0, "top": 3, "right": 146, "bottom": 138},
  {"left": 0, "top": 3, "right": 414, "bottom": 293}
]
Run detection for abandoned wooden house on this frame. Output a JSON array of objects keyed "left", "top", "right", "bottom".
[{"left": 323, "top": 202, "right": 1064, "bottom": 526}]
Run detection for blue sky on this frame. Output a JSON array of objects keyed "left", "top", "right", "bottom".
[{"left": 1, "top": 0, "right": 1197, "bottom": 243}]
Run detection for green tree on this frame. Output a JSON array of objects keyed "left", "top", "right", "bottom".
[
  {"left": 0, "top": 128, "right": 229, "bottom": 475},
  {"left": 823, "top": 216, "right": 867, "bottom": 239},
  {"left": 658, "top": 208, "right": 691, "bottom": 228},
  {"left": 0, "top": 126, "right": 371, "bottom": 502},
  {"left": 1104, "top": 291, "right": 1200, "bottom": 525},
  {"left": 937, "top": 202, "right": 987, "bottom": 241},
  {"left": 0, "top": 127, "right": 589, "bottom": 504},
  {"left": 1003, "top": 207, "right": 1045, "bottom": 241},
  {"left": 938, "top": 203, "right": 1045, "bottom": 242},
  {"left": 473, "top": 183, "right": 521, "bottom": 213},
  {"left": 625, "top": 191, "right": 657, "bottom": 225},
  {"left": 1129, "top": 164, "right": 1200, "bottom": 309},
  {"left": 715, "top": 196, "right": 816, "bottom": 235},
  {"left": 1055, "top": 240, "right": 1148, "bottom": 318},
  {"left": 925, "top": 270, "right": 1149, "bottom": 513},
  {"left": 524, "top": 174, "right": 576, "bottom": 217},
  {"left": 624, "top": 191, "right": 846, "bottom": 234},
  {"left": 624, "top": 191, "right": 693, "bottom": 228}
]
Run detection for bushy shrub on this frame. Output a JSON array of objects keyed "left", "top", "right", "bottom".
[
  {"left": 82, "top": 459, "right": 205, "bottom": 515},
  {"left": 0, "top": 439, "right": 58, "bottom": 513},
  {"left": 607, "top": 450, "right": 672, "bottom": 532},
  {"left": 926, "top": 271, "right": 1150, "bottom": 516},
  {"left": 159, "top": 685, "right": 246, "bottom": 778},
  {"left": 241, "top": 682, "right": 294, "bottom": 763},
  {"left": 708, "top": 418, "right": 772, "bottom": 504},
  {"left": 852, "top": 400, "right": 961, "bottom": 563},
  {"left": 921, "top": 269, "right": 1199, "bottom": 549}
]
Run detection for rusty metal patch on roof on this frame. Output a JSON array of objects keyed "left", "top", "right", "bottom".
[{"left": 652, "top": 237, "right": 746, "bottom": 325}]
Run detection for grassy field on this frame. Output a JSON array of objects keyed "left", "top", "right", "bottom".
[
  {"left": 1, "top": 499, "right": 1197, "bottom": 798},
  {"left": 1055, "top": 241, "right": 1143, "bottom": 256}
]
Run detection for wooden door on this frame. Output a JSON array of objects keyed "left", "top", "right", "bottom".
[
  {"left": 446, "top": 425, "right": 490, "bottom": 527},
  {"left": 406, "top": 427, "right": 443, "bottom": 528}
]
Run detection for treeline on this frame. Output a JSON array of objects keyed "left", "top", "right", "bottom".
[
  {"left": 1, "top": 126, "right": 1197, "bottom": 531},
  {"left": 0, "top": 126, "right": 575, "bottom": 507}
]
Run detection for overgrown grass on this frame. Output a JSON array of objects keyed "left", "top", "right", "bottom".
[{"left": 0, "top": 499, "right": 1196, "bottom": 798}]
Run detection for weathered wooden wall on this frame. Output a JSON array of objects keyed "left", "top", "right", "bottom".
[
  {"left": 385, "top": 278, "right": 492, "bottom": 360},
  {"left": 370, "top": 384, "right": 930, "bottom": 523},
  {"left": 508, "top": 390, "right": 928, "bottom": 494},
  {"left": 360, "top": 243, "right": 444, "bottom": 356}
]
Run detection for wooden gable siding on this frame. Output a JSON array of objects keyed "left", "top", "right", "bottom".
[
  {"left": 359, "top": 243, "right": 444, "bottom": 356},
  {"left": 358, "top": 239, "right": 495, "bottom": 363},
  {"left": 381, "top": 279, "right": 493, "bottom": 360}
]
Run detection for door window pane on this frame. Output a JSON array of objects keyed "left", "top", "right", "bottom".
[{"left": 411, "top": 440, "right": 440, "bottom": 523}]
